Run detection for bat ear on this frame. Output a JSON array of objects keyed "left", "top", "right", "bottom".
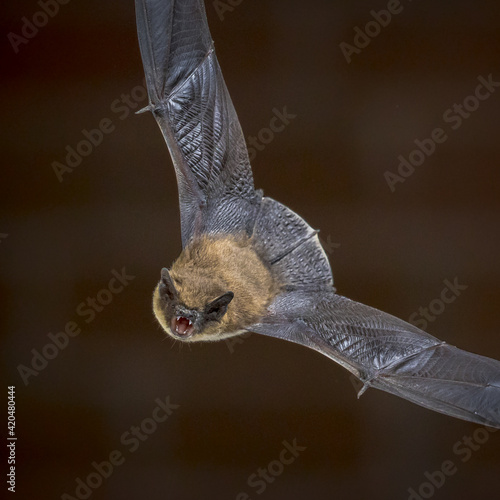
[
  {"left": 159, "top": 268, "right": 178, "bottom": 301},
  {"left": 204, "top": 292, "right": 234, "bottom": 322}
]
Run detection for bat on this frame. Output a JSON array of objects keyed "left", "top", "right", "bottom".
[{"left": 134, "top": 0, "right": 500, "bottom": 428}]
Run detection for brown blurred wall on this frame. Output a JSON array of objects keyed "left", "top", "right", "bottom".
[{"left": 2, "top": 1, "right": 500, "bottom": 499}]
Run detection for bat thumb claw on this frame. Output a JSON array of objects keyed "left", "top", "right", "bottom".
[
  {"left": 357, "top": 383, "right": 370, "bottom": 399},
  {"left": 136, "top": 105, "right": 153, "bottom": 115}
]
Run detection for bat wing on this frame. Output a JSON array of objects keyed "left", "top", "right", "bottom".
[
  {"left": 250, "top": 290, "right": 500, "bottom": 428},
  {"left": 135, "top": 0, "right": 260, "bottom": 246},
  {"left": 135, "top": 1, "right": 500, "bottom": 428}
]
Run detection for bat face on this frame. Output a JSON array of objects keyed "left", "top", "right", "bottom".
[
  {"left": 153, "top": 267, "right": 235, "bottom": 342},
  {"left": 152, "top": 234, "right": 278, "bottom": 342}
]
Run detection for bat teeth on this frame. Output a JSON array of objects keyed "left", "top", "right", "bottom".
[{"left": 172, "top": 315, "right": 195, "bottom": 337}]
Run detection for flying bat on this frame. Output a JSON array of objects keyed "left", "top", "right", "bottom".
[{"left": 134, "top": 0, "right": 500, "bottom": 428}]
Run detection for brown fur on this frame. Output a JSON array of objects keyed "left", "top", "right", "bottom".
[
  {"left": 154, "top": 233, "right": 280, "bottom": 341},
  {"left": 152, "top": 288, "right": 170, "bottom": 334}
]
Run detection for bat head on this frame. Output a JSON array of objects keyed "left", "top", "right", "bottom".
[{"left": 153, "top": 267, "right": 234, "bottom": 341}]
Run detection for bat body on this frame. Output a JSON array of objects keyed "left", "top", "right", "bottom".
[
  {"left": 135, "top": 0, "right": 500, "bottom": 428},
  {"left": 153, "top": 234, "right": 278, "bottom": 341}
]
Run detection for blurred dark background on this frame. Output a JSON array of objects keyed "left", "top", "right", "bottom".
[{"left": 2, "top": 1, "right": 500, "bottom": 499}]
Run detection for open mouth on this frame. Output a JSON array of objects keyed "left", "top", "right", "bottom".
[{"left": 171, "top": 316, "right": 195, "bottom": 338}]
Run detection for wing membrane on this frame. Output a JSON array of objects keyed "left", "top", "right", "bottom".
[
  {"left": 251, "top": 291, "right": 500, "bottom": 428},
  {"left": 135, "top": 0, "right": 260, "bottom": 246}
]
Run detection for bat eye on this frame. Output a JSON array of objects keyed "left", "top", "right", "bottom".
[{"left": 204, "top": 292, "right": 234, "bottom": 322}]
